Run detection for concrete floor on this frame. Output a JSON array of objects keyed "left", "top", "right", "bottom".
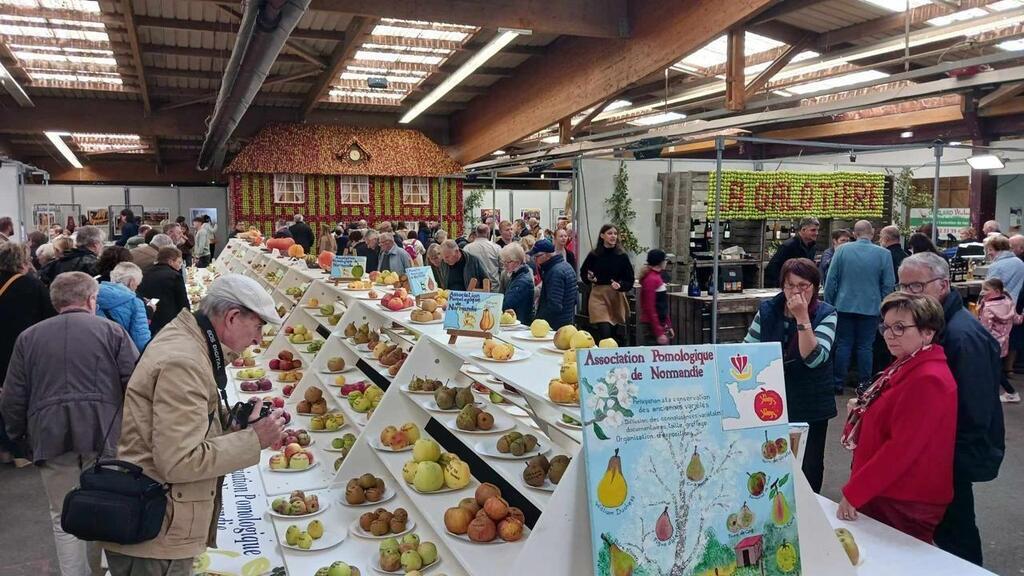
[{"left": 0, "top": 385, "right": 1021, "bottom": 576}]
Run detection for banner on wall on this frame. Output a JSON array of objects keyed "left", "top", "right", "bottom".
[
  {"left": 143, "top": 208, "right": 170, "bottom": 227},
  {"left": 708, "top": 171, "right": 885, "bottom": 219},
  {"left": 578, "top": 343, "right": 801, "bottom": 576},
  {"left": 908, "top": 207, "right": 970, "bottom": 237}
]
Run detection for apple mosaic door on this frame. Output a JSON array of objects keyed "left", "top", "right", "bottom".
[{"left": 578, "top": 343, "right": 801, "bottom": 576}]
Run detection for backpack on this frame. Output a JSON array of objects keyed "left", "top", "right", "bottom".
[{"left": 404, "top": 244, "right": 418, "bottom": 261}]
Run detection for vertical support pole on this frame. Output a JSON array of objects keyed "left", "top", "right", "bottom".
[
  {"left": 725, "top": 29, "right": 746, "bottom": 112},
  {"left": 712, "top": 136, "right": 724, "bottom": 344},
  {"left": 491, "top": 171, "right": 497, "bottom": 228},
  {"left": 932, "top": 142, "right": 943, "bottom": 246}
]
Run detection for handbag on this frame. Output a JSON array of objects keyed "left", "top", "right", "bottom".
[{"left": 60, "top": 406, "right": 168, "bottom": 544}]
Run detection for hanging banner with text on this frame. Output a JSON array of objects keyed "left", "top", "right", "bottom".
[
  {"left": 909, "top": 207, "right": 970, "bottom": 237},
  {"left": 708, "top": 171, "right": 885, "bottom": 219},
  {"left": 577, "top": 343, "right": 801, "bottom": 576}
]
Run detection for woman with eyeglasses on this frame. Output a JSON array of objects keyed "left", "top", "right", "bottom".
[
  {"left": 499, "top": 243, "right": 535, "bottom": 325},
  {"left": 838, "top": 292, "right": 956, "bottom": 543},
  {"left": 743, "top": 257, "right": 838, "bottom": 493}
]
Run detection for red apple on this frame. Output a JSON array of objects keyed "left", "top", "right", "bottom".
[
  {"left": 269, "top": 359, "right": 281, "bottom": 370},
  {"left": 272, "top": 397, "right": 285, "bottom": 409},
  {"left": 283, "top": 384, "right": 295, "bottom": 397},
  {"left": 284, "top": 326, "right": 294, "bottom": 335},
  {"left": 403, "top": 296, "right": 415, "bottom": 308},
  {"left": 232, "top": 357, "right": 244, "bottom": 367},
  {"left": 278, "top": 350, "right": 294, "bottom": 361},
  {"left": 292, "top": 359, "right": 302, "bottom": 369},
  {"left": 279, "top": 359, "right": 293, "bottom": 371},
  {"left": 387, "top": 298, "right": 404, "bottom": 311},
  {"left": 283, "top": 443, "right": 303, "bottom": 460},
  {"left": 282, "top": 411, "right": 291, "bottom": 424},
  {"left": 258, "top": 379, "right": 272, "bottom": 392}
]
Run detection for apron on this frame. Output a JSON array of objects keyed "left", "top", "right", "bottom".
[{"left": 589, "top": 284, "right": 629, "bottom": 325}]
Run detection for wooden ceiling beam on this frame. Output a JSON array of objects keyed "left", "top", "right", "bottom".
[
  {"left": 302, "top": 16, "right": 377, "bottom": 117},
  {"left": 132, "top": 15, "right": 342, "bottom": 43},
  {"left": 749, "top": 0, "right": 834, "bottom": 25},
  {"left": 818, "top": 0, "right": 1001, "bottom": 49},
  {"left": 978, "top": 82, "right": 1024, "bottom": 108},
  {"left": 120, "top": 0, "right": 151, "bottom": 116},
  {"left": 744, "top": 34, "right": 814, "bottom": 98},
  {"left": 206, "top": 0, "right": 630, "bottom": 38},
  {"left": 725, "top": 28, "right": 746, "bottom": 111},
  {"left": 137, "top": 43, "right": 308, "bottom": 64},
  {"left": 447, "top": 0, "right": 777, "bottom": 163}
]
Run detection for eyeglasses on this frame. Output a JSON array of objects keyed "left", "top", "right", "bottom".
[
  {"left": 783, "top": 281, "right": 812, "bottom": 291},
  {"left": 897, "top": 277, "right": 944, "bottom": 294},
  {"left": 878, "top": 321, "right": 917, "bottom": 337}
]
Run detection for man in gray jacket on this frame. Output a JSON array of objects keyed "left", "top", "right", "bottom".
[{"left": 2, "top": 271, "right": 138, "bottom": 576}]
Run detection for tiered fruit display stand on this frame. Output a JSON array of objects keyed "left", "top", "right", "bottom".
[{"left": 211, "top": 239, "right": 990, "bottom": 576}]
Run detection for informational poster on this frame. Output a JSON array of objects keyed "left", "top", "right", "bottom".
[
  {"left": 521, "top": 208, "right": 541, "bottom": 221},
  {"left": 35, "top": 209, "right": 56, "bottom": 231},
  {"left": 331, "top": 255, "right": 366, "bottom": 278},
  {"left": 443, "top": 290, "right": 503, "bottom": 334},
  {"left": 405, "top": 265, "right": 438, "bottom": 296},
  {"left": 143, "top": 208, "right": 170, "bottom": 226},
  {"left": 86, "top": 207, "right": 109, "bottom": 227},
  {"left": 909, "top": 207, "right": 970, "bottom": 237},
  {"left": 578, "top": 343, "right": 801, "bottom": 576},
  {"left": 481, "top": 208, "right": 501, "bottom": 223},
  {"left": 191, "top": 208, "right": 218, "bottom": 225},
  {"left": 199, "top": 466, "right": 283, "bottom": 576}
]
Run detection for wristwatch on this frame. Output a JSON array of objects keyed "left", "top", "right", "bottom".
[{"left": 796, "top": 323, "right": 811, "bottom": 331}]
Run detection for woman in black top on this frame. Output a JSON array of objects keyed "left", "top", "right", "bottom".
[
  {"left": 0, "top": 242, "right": 56, "bottom": 462},
  {"left": 580, "top": 224, "right": 635, "bottom": 344}
]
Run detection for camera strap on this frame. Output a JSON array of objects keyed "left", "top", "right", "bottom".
[{"left": 194, "top": 311, "right": 228, "bottom": 423}]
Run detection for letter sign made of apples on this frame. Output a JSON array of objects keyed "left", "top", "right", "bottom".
[{"left": 754, "top": 388, "right": 783, "bottom": 422}]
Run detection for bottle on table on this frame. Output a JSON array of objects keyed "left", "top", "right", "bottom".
[{"left": 688, "top": 272, "right": 701, "bottom": 297}]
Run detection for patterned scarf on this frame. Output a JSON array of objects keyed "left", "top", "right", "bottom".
[{"left": 840, "top": 344, "right": 932, "bottom": 450}]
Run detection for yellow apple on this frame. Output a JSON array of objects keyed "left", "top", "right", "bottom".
[
  {"left": 570, "top": 330, "right": 595, "bottom": 349},
  {"left": 553, "top": 325, "right": 578, "bottom": 350},
  {"left": 560, "top": 362, "right": 578, "bottom": 384},
  {"left": 530, "top": 319, "right": 551, "bottom": 338},
  {"left": 598, "top": 338, "right": 618, "bottom": 348}
]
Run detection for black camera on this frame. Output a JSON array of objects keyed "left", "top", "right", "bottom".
[{"left": 228, "top": 398, "right": 272, "bottom": 430}]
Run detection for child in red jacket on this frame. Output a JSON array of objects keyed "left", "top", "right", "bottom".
[{"left": 639, "top": 249, "right": 673, "bottom": 345}]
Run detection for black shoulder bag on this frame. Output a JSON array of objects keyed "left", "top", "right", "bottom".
[{"left": 60, "top": 312, "right": 228, "bottom": 544}]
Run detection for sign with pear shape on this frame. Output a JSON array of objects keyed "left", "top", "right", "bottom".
[
  {"left": 405, "top": 266, "right": 438, "bottom": 297},
  {"left": 577, "top": 343, "right": 801, "bottom": 576}
]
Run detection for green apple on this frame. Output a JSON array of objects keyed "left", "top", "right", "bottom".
[
  {"left": 399, "top": 533, "right": 420, "bottom": 552},
  {"left": 296, "top": 531, "right": 313, "bottom": 550},
  {"left": 412, "top": 438, "right": 441, "bottom": 463},
  {"left": 331, "top": 437, "right": 343, "bottom": 449},
  {"left": 379, "top": 537, "right": 400, "bottom": 555},
  {"left": 326, "top": 562, "right": 351, "bottom": 576},
  {"left": 400, "top": 550, "right": 423, "bottom": 572},
  {"left": 402, "top": 460, "right": 419, "bottom": 484},
  {"left": 417, "top": 542, "right": 438, "bottom": 565},
  {"left": 413, "top": 461, "right": 444, "bottom": 492},
  {"left": 285, "top": 525, "right": 300, "bottom": 546}
]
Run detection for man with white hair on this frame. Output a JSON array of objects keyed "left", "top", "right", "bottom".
[
  {"left": 131, "top": 233, "right": 173, "bottom": 273},
  {"left": 824, "top": 220, "right": 895, "bottom": 393},
  {"left": 39, "top": 225, "right": 103, "bottom": 284},
  {"left": 879, "top": 225, "right": 908, "bottom": 278},
  {"left": 985, "top": 234, "right": 1024, "bottom": 300},
  {"left": 983, "top": 219, "right": 1001, "bottom": 236},
  {"left": 2, "top": 271, "right": 138, "bottom": 576},
  {"left": 356, "top": 229, "right": 381, "bottom": 272},
  {"left": 97, "top": 261, "right": 151, "bottom": 351},
  {"left": 1010, "top": 234, "right": 1024, "bottom": 259},
  {"left": 103, "top": 275, "right": 286, "bottom": 575},
  {"left": 440, "top": 239, "right": 490, "bottom": 291},
  {"left": 462, "top": 223, "right": 502, "bottom": 286},
  {"left": 897, "top": 253, "right": 1003, "bottom": 565},
  {"left": 289, "top": 213, "right": 314, "bottom": 253},
  {"left": 378, "top": 232, "right": 412, "bottom": 275}
]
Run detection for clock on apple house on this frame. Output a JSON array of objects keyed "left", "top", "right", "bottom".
[{"left": 344, "top": 143, "right": 367, "bottom": 164}]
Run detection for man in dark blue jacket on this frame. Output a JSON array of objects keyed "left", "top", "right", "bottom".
[
  {"left": 530, "top": 239, "right": 576, "bottom": 329},
  {"left": 898, "top": 252, "right": 1004, "bottom": 566},
  {"left": 115, "top": 209, "right": 138, "bottom": 247}
]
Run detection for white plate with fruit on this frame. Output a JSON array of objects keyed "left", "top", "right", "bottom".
[
  {"left": 320, "top": 366, "right": 358, "bottom": 376},
  {"left": 556, "top": 415, "right": 583, "bottom": 430},
  {"left": 538, "top": 344, "right": 565, "bottom": 354},
  {"left": 268, "top": 460, "right": 320, "bottom": 473},
  {"left": 470, "top": 348, "right": 532, "bottom": 363},
  {"left": 237, "top": 379, "right": 275, "bottom": 394},
  {"left": 369, "top": 436, "right": 414, "bottom": 453},
  {"left": 350, "top": 518, "right": 416, "bottom": 540},
  {"left": 511, "top": 331, "right": 554, "bottom": 342},
  {"left": 474, "top": 439, "right": 548, "bottom": 461},
  {"left": 404, "top": 480, "right": 472, "bottom": 495},
  {"left": 323, "top": 434, "right": 357, "bottom": 453},
  {"left": 521, "top": 476, "right": 556, "bottom": 492},
  {"left": 280, "top": 521, "right": 346, "bottom": 552},
  {"left": 342, "top": 486, "right": 396, "bottom": 508},
  {"left": 400, "top": 384, "right": 441, "bottom": 395},
  {"left": 409, "top": 317, "right": 443, "bottom": 325},
  {"left": 443, "top": 409, "right": 515, "bottom": 435},
  {"left": 369, "top": 553, "right": 440, "bottom": 575},
  {"left": 267, "top": 494, "right": 329, "bottom": 520},
  {"left": 445, "top": 525, "right": 530, "bottom": 545},
  {"left": 422, "top": 399, "right": 481, "bottom": 414}
]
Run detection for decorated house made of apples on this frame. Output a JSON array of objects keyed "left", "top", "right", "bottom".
[{"left": 225, "top": 123, "right": 465, "bottom": 251}]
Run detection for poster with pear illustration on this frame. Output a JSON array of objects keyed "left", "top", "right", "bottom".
[{"left": 578, "top": 343, "right": 800, "bottom": 576}]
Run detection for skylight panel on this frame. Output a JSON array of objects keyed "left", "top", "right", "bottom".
[
  {"left": 859, "top": 0, "right": 929, "bottom": 11},
  {"left": 744, "top": 50, "right": 819, "bottom": 75},
  {"left": 0, "top": 0, "right": 100, "bottom": 11},
  {"left": 354, "top": 50, "right": 444, "bottom": 65},
  {"left": 785, "top": 69, "right": 889, "bottom": 94},
  {"left": 628, "top": 112, "right": 686, "bottom": 126},
  {"left": 927, "top": 8, "right": 988, "bottom": 26},
  {"left": 676, "top": 32, "right": 785, "bottom": 70}
]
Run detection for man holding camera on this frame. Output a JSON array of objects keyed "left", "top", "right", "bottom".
[{"left": 103, "top": 275, "right": 285, "bottom": 575}]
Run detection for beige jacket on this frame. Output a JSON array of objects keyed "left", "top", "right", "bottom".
[
  {"left": 130, "top": 244, "right": 159, "bottom": 273},
  {"left": 104, "top": 310, "right": 260, "bottom": 560}
]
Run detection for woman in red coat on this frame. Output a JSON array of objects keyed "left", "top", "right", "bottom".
[{"left": 838, "top": 292, "right": 957, "bottom": 543}]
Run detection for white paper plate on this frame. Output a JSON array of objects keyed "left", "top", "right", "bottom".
[
  {"left": 538, "top": 344, "right": 566, "bottom": 354},
  {"left": 370, "top": 555, "right": 441, "bottom": 575},
  {"left": 474, "top": 439, "right": 549, "bottom": 460},
  {"left": 422, "top": 399, "right": 481, "bottom": 413},
  {"left": 341, "top": 486, "right": 396, "bottom": 507},
  {"left": 320, "top": 366, "right": 358, "bottom": 376},
  {"left": 279, "top": 525, "right": 347, "bottom": 552},
  {"left": 369, "top": 436, "right": 414, "bottom": 452},
  {"left": 522, "top": 476, "right": 557, "bottom": 492},
  {"left": 355, "top": 293, "right": 383, "bottom": 300},
  {"left": 443, "top": 412, "right": 515, "bottom": 435},
  {"left": 400, "top": 384, "right": 443, "bottom": 395},
  {"left": 445, "top": 525, "right": 530, "bottom": 544},
  {"left": 236, "top": 383, "right": 276, "bottom": 394},
  {"left": 266, "top": 460, "right": 320, "bottom": 474},
  {"left": 511, "top": 332, "right": 554, "bottom": 342},
  {"left": 498, "top": 321, "right": 522, "bottom": 329},
  {"left": 405, "top": 481, "right": 474, "bottom": 495},
  {"left": 349, "top": 518, "right": 416, "bottom": 540},
  {"left": 409, "top": 317, "right": 444, "bottom": 325},
  {"left": 556, "top": 418, "right": 582, "bottom": 431},
  {"left": 378, "top": 303, "right": 413, "bottom": 312},
  {"left": 469, "top": 348, "right": 532, "bottom": 363},
  {"left": 322, "top": 441, "right": 353, "bottom": 453},
  {"left": 497, "top": 403, "right": 529, "bottom": 417},
  {"left": 462, "top": 365, "right": 487, "bottom": 375},
  {"left": 266, "top": 499, "right": 330, "bottom": 520}
]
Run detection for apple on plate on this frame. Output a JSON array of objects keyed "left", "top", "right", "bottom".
[
  {"left": 269, "top": 454, "right": 287, "bottom": 470},
  {"left": 231, "top": 357, "right": 244, "bottom": 368},
  {"left": 243, "top": 357, "right": 256, "bottom": 367}
]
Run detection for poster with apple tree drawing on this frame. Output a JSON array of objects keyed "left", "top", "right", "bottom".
[{"left": 578, "top": 343, "right": 800, "bottom": 576}]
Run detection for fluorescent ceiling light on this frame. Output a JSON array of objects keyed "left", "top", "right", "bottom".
[
  {"left": 44, "top": 131, "right": 83, "bottom": 168},
  {"left": 628, "top": 111, "right": 686, "bottom": 126},
  {"left": 604, "top": 99, "right": 632, "bottom": 112},
  {"left": 400, "top": 28, "right": 527, "bottom": 124},
  {"left": 900, "top": 131, "right": 914, "bottom": 138},
  {"left": 493, "top": 149, "right": 506, "bottom": 156},
  {"left": 966, "top": 154, "right": 1005, "bottom": 169},
  {"left": 948, "top": 140, "right": 963, "bottom": 146},
  {"left": 0, "top": 60, "right": 32, "bottom": 106}
]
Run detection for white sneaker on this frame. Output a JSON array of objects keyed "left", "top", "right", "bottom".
[{"left": 1001, "top": 392, "right": 1021, "bottom": 403}]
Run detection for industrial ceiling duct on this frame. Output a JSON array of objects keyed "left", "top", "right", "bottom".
[{"left": 197, "top": 0, "right": 310, "bottom": 170}]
